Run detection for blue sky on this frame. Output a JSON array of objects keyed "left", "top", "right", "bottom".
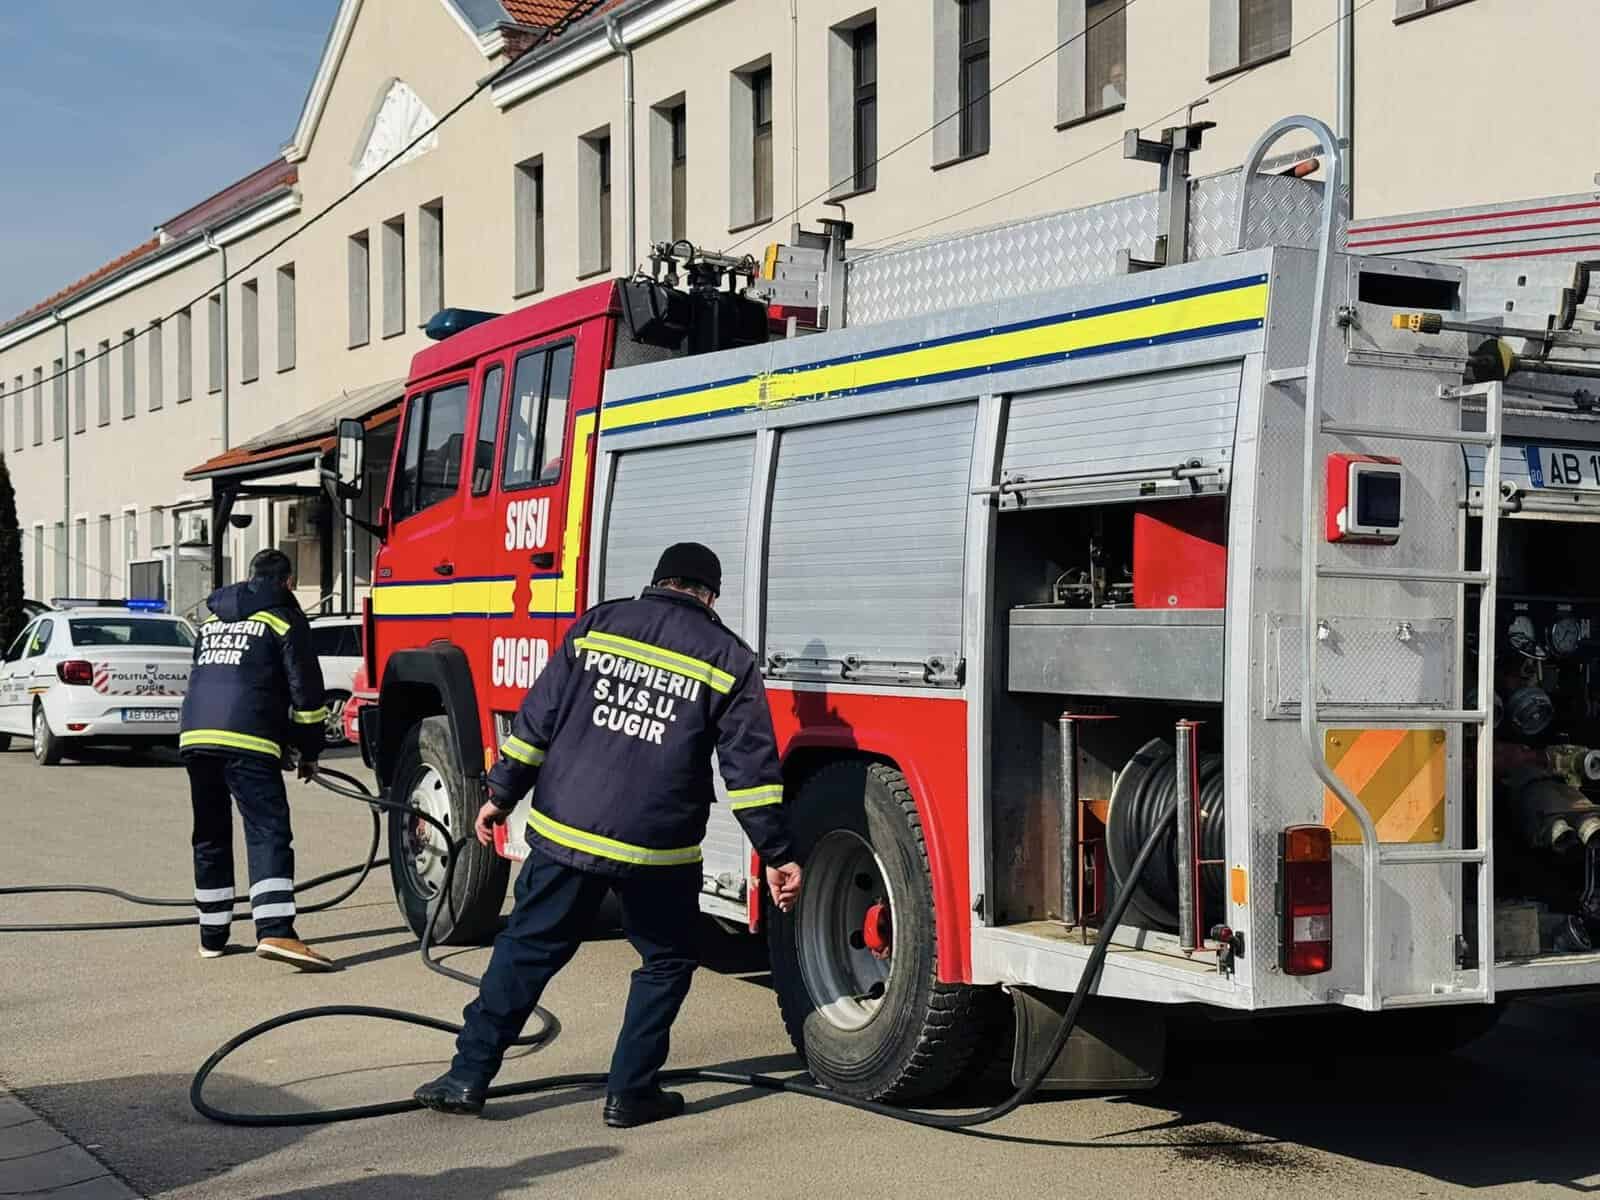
[{"left": 0, "top": 1, "right": 337, "bottom": 321}]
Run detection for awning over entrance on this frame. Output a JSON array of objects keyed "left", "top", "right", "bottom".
[{"left": 184, "top": 376, "right": 406, "bottom": 482}]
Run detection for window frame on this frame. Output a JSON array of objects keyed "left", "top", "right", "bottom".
[
  {"left": 514, "top": 157, "right": 546, "bottom": 297},
  {"left": 852, "top": 21, "right": 878, "bottom": 193},
  {"left": 471, "top": 362, "right": 507, "bottom": 497},
  {"left": 670, "top": 103, "right": 688, "bottom": 243},
  {"left": 957, "top": 0, "right": 991, "bottom": 160},
  {"left": 390, "top": 377, "right": 471, "bottom": 524},
  {"left": 751, "top": 65, "right": 774, "bottom": 224},
  {"left": 500, "top": 338, "right": 576, "bottom": 494}
]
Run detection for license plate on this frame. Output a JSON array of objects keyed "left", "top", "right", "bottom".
[
  {"left": 1526, "top": 445, "right": 1600, "bottom": 491},
  {"left": 121, "top": 708, "right": 173, "bottom": 723}
]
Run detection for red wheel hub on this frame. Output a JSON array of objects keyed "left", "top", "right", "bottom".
[{"left": 862, "top": 901, "right": 892, "bottom": 959}]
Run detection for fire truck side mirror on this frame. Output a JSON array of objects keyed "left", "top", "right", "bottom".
[{"left": 334, "top": 418, "right": 366, "bottom": 499}]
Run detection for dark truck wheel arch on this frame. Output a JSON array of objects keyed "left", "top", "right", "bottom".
[{"left": 372, "top": 644, "right": 486, "bottom": 790}]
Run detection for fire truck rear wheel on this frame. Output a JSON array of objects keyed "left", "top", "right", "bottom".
[
  {"left": 388, "top": 715, "right": 509, "bottom": 946},
  {"left": 766, "top": 760, "right": 989, "bottom": 1102}
]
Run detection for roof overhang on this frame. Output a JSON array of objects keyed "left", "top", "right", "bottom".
[
  {"left": 185, "top": 376, "right": 406, "bottom": 483},
  {"left": 491, "top": 0, "right": 722, "bottom": 109}
]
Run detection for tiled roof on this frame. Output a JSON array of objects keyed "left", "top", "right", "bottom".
[
  {"left": 4, "top": 238, "right": 162, "bottom": 330},
  {"left": 501, "top": 0, "right": 627, "bottom": 30}
]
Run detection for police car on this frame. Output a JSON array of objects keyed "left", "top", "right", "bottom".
[{"left": 0, "top": 602, "right": 196, "bottom": 765}]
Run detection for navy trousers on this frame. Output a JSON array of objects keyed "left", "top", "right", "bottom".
[
  {"left": 187, "top": 753, "right": 298, "bottom": 946},
  {"left": 452, "top": 845, "right": 701, "bottom": 1098}
]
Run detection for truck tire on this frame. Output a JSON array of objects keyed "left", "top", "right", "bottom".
[
  {"left": 388, "top": 715, "right": 508, "bottom": 946},
  {"left": 32, "top": 705, "right": 63, "bottom": 766},
  {"left": 766, "top": 760, "right": 990, "bottom": 1101}
]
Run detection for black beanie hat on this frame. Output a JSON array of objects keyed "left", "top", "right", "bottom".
[{"left": 652, "top": 542, "right": 722, "bottom": 596}]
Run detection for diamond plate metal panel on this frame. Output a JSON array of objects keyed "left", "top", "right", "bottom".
[
  {"left": 845, "top": 171, "right": 1344, "bottom": 327},
  {"left": 1266, "top": 614, "right": 1456, "bottom": 715}
]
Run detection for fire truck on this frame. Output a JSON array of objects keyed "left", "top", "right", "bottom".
[{"left": 334, "top": 116, "right": 1600, "bottom": 1100}]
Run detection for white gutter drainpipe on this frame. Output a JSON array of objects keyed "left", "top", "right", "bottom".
[
  {"left": 1336, "top": 0, "right": 1354, "bottom": 214},
  {"left": 605, "top": 15, "right": 638, "bottom": 272}
]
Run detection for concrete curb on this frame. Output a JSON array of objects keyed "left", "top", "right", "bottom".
[{"left": 0, "top": 1085, "right": 142, "bottom": 1199}]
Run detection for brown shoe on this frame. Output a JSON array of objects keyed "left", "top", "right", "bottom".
[{"left": 256, "top": 937, "right": 337, "bottom": 972}]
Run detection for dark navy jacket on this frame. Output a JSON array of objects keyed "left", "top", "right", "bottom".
[
  {"left": 178, "top": 578, "right": 327, "bottom": 763},
  {"left": 488, "top": 586, "right": 794, "bottom": 877}
]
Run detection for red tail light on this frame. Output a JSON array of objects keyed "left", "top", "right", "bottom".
[
  {"left": 57, "top": 660, "right": 94, "bottom": 686},
  {"left": 1281, "top": 825, "right": 1333, "bottom": 975}
]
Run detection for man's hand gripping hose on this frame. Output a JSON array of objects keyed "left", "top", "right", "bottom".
[{"left": 5, "top": 767, "right": 1181, "bottom": 1131}]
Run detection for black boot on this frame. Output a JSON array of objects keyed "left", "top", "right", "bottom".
[
  {"left": 414, "top": 1072, "right": 488, "bottom": 1116},
  {"left": 603, "top": 1087, "right": 686, "bottom": 1128}
]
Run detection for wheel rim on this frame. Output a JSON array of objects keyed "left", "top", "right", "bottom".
[
  {"left": 796, "top": 829, "right": 896, "bottom": 1032},
  {"left": 32, "top": 710, "right": 45, "bottom": 761},
  {"left": 323, "top": 696, "right": 348, "bottom": 745},
  {"left": 401, "top": 765, "right": 452, "bottom": 898}
]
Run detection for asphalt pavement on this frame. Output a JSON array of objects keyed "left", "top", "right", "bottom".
[{"left": 4, "top": 742, "right": 1600, "bottom": 1199}]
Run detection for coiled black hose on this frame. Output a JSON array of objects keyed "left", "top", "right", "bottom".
[{"left": 190, "top": 769, "right": 1182, "bottom": 1130}]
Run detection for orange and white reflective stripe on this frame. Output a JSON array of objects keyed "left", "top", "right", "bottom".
[{"left": 1322, "top": 728, "right": 1447, "bottom": 844}]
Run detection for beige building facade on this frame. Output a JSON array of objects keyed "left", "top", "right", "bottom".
[{"left": 1, "top": 0, "right": 1593, "bottom": 614}]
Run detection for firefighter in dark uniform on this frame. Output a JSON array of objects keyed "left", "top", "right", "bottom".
[
  {"left": 415, "top": 543, "right": 804, "bottom": 1126},
  {"left": 179, "top": 548, "right": 333, "bottom": 970}
]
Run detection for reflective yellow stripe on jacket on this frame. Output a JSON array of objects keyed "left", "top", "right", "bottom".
[
  {"left": 291, "top": 707, "right": 329, "bottom": 725},
  {"left": 179, "top": 729, "right": 281, "bottom": 757},
  {"left": 501, "top": 736, "right": 546, "bottom": 767},
  {"left": 257, "top": 611, "right": 291, "bottom": 636},
  {"left": 574, "top": 630, "right": 736, "bottom": 695},
  {"left": 527, "top": 809, "right": 702, "bottom": 867},
  {"left": 729, "top": 783, "right": 784, "bottom": 811}
]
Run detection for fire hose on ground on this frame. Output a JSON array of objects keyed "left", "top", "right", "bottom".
[{"left": 1, "top": 765, "right": 1180, "bottom": 1131}]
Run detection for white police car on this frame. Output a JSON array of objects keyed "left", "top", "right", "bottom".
[{"left": 0, "top": 603, "right": 195, "bottom": 765}]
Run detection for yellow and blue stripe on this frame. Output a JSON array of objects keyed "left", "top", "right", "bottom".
[{"left": 599, "top": 273, "right": 1269, "bottom": 437}]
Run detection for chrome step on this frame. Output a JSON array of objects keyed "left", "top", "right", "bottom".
[
  {"left": 1317, "top": 566, "right": 1491, "bottom": 585},
  {"left": 1320, "top": 420, "right": 1497, "bottom": 447}
]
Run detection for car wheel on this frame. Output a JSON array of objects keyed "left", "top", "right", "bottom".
[
  {"left": 33, "top": 706, "right": 63, "bottom": 766},
  {"left": 765, "top": 760, "right": 992, "bottom": 1102},
  {"left": 0, "top": 732, "right": 11, "bottom": 752},
  {"left": 387, "top": 715, "right": 509, "bottom": 945},
  {"left": 322, "top": 691, "right": 350, "bottom": 748}
]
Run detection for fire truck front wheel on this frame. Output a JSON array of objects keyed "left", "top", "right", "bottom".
[
  {"left": 387, "top": 715, "right": 509, "bottom": 946},
  {"left": 766, "top": 760, "right": 989, "bottom": 1102}
]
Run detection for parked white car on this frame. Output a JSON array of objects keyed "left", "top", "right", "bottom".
[
  {"left": 0, "top": 606, "right": 196, "bottom": 765},
  {"left": 308, "top": 614, "right": 362, "bottom": 746}
]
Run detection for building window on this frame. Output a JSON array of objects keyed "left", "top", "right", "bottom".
[
  {"left": 73, "top": 518, "right": 87, "bottom": 595},
  {"left": 98, "top": 515, "right": 112, "bottom": 591},
  {"left": 148, "top": 320, "right": 163, "bottom": 411},
  {"left": 52, "top": 360, "right": 65, "bottom": 441},
  {"left": 958, "top": 0, "right": 990, "bottom": 158},
  {"left": 240, "top": 280, "right": 260, "bottom": 382},
  {"left": 579, "top": 130, "right": 612, "bottom": 277},
  {"left": 1058, "top": 0, "right": 1126, "bottom": 126},
  {"left": 33, "top": 523, "right": 45, "bottom": 597},
  {"left": 72, "top": 350, "right": 86, "bottom": 434},
  {"left": 420, "top": 200, "right": 444, "bottom": 323},
  {"left": 123, "top": 508, "right": 138, "bottom": 581},
  {"left": 53, "top": 521, "right": 67, "bottom": 597},
  {"left": 276, "top": 265, "right": 296, "bottom": 372},
  {"left": 97, "top": 341, "right": 111, "bottom": 427},
  {"left": 514, "top": 157, "right": 545, "bottom": 296},
  {"left": 207, "top": 294, "right": 223, "bottom": 394},
  {"left": 729, "top": 60, "right": 775, "bottom": 231},
  {"left": 381, "top": 217, "right": 406, "bottom": 339},
  {"left": 177, "top": 308, "right": 193, "bottom": 402},
  {"left": 32, "top": 367, "right": 43, "bottom": 445},
  {"left": 650, "top": 101, "right": 688, "bottom": 245},
  {"left": 1211, "top": 0, "right": 1291, "bottom": 77},
  {"left": 852, "top": 23, "right": 878, "bottom": 192},
  {"left": 348, "top": 231, "right": 371, "bottom": 348},
  {"left": 10, "top": 375, "right": 21, "bottom": 451},
  {"left": 829, "top": 15, "right": 877, "bottom": 197},
  {"left": 1395, "top": 0, "right": 1474, "bottom": 19},
  {"left": 121, "top": 330, "right": 136, "bottom": 416}
]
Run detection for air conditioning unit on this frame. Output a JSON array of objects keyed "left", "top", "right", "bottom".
[{"left": 177, "top": 512, "right": 210, "bottom": 546}]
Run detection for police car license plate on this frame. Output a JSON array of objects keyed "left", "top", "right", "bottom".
[
  {"left": 121, "top": 708, "right": 171, "bottom": 723},
  {"left": 1526, "top": 445, "right": 1600, "bottom": 491}
]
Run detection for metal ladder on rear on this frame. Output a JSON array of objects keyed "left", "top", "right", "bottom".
[{"left": 1238, "top": 117, "right": 1505, "bottom": 1012}]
